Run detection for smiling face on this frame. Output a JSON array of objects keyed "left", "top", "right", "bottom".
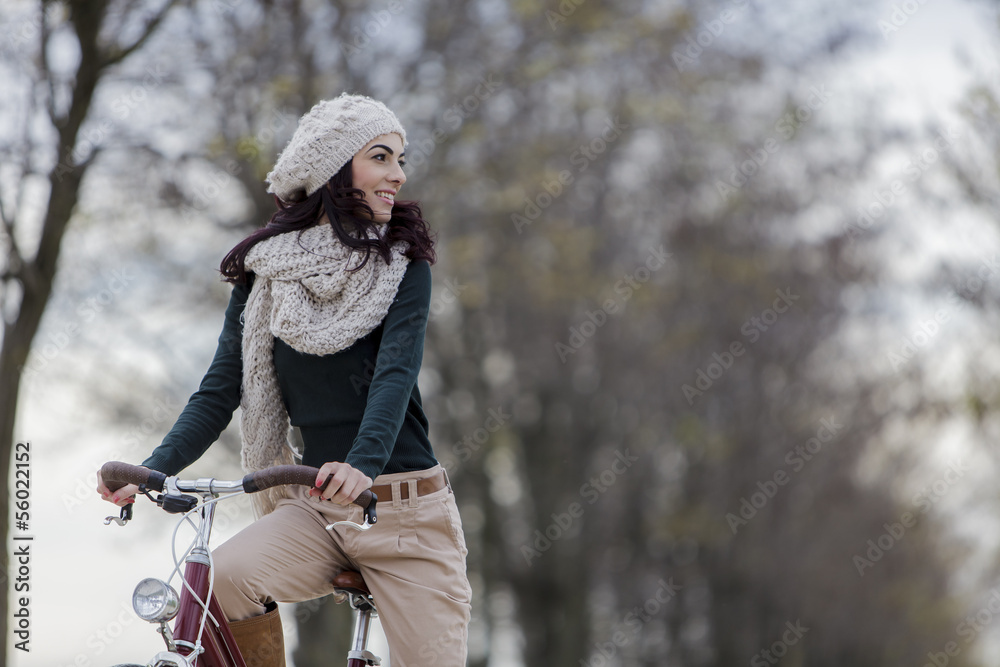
[{"left": 351, "top": 133, "right": 407, "bottom": 223}]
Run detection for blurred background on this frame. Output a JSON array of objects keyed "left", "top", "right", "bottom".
[{"left": 4, "top": 0, "right": 1000, "bottom": 665}]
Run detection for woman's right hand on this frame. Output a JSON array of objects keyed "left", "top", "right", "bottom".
[{"left": 96, "top": 468, "right": 142, "bottom": 507}]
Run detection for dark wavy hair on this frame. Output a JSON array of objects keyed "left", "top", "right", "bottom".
[{"left": 220, "top": 161, "right": 436, "bottom": 284}]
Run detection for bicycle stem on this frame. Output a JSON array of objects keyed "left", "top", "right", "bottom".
[{"left": 196, "top": 497, "right": 217, "bottom": 548}]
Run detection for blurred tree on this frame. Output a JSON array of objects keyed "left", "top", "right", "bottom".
[
  {"left": 0, "top": 0, "right": 182, "bottom": 654},
  {"left": 402, "top": 0, "right": 987, "bottom": 665}
]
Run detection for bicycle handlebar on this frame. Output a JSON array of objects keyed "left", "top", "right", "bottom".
[
  {"left": 100, "top": 461, "right": 376, "bottom": 512},
  {"left": 101, "top": 461, "right": 168, "bottom": 493},
  {"left": 243, "top": 465, "right": 376, "bottom": 511}
]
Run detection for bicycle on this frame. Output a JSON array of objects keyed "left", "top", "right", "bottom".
[{"left": 100, "top": 461, "right": 382, "bottom": 667}]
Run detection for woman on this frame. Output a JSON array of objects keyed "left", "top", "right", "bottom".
[{"left": 97, "top": 93, "right": 472, "bottom": 666}]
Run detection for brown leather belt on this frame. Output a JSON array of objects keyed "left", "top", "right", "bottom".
[{"left": 370, "top": 470, "right": 448, "bottom": 502}]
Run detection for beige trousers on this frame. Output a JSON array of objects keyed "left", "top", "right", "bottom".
[{"left": 212, "top": 465, "right": 472, "bottom": 666}]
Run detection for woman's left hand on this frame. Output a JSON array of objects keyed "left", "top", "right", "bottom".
[{"left": 310, "top": 461, "right": 373, "bottom": 505}]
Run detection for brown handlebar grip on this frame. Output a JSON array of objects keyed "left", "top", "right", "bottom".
[
  {"left": 242, "top": 465, "right": 375, "bottom": 509},
  {"left": 242, "top": 465, "right": 319, "bottom": 493},
  {"left": 100, "top": 461, "right": 167, "bottom": 493}
]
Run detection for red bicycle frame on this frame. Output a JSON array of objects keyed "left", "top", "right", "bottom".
[{"left": 174, "top": 551, "right": 246, "bottom": 666}]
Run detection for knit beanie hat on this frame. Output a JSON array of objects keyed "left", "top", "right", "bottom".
[{"left": 265, "top": 93, "right": 407, "bottom": 202}]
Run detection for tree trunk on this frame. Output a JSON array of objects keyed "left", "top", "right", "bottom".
[
  {"left": 290, "top": 595, "right": 353, "bottom": 666},
  {"left": 1, "top": 0, "right": 110, "bottom": 656}
]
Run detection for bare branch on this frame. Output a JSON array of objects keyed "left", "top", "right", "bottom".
[
  {"left": 40, "top": 0, "right": 57, "bottom": 124},
  {"left": 0, "top": 196, "right": 24, "bottom": 276},
  {"left": 101, "top": 0, "right": 182, "bottom": 68}
]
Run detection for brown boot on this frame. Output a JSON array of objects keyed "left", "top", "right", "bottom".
[{"left": 227, "top": 603, "right": 285, "bottom": 667}]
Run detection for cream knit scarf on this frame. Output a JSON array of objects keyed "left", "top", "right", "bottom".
[{"left": 240, "top": 222, "right": 409, "bottom": 517}]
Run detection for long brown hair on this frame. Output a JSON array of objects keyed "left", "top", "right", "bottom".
[{"left": 220, "top": 160, "right": 435, "bottom": 284}]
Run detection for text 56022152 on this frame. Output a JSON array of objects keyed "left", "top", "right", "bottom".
[{"left": 15, "top": 442, "right": 30, "bottom": 529}]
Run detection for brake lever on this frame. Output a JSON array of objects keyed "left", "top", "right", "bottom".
[
  {"left": 104, "top": 502, "right": 133, "bottom": 527},
  {"left": 327, "top": 515, "right": 375, "bottom": 532},
  {"left": 322, "top": 483, "right": 378, "bottom": 532},
  {"left": 103, "top": 483, "right": 150, "bottom": 526},
  {"left": 328, "top": 520, "right": 374, "bottom": 532}
]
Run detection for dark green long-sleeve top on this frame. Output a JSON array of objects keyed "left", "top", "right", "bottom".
[{"left": 142, "top": 259, "right": 437, "bottom": 482}]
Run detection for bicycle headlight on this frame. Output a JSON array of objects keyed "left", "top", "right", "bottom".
[{"left": 132, "top": 578, "right": 180, "bottom": 622}]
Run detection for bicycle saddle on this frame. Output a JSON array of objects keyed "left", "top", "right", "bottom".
[{"left": 332, "top": 570, "right": 371, "bottom": 597}]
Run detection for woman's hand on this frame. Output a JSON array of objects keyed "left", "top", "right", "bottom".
[
  {"left": 96, "top": 468, "right": 141, "bottom": 507},
  {"left": 310, "top": 462, "right": 372, "bottom": 505}
]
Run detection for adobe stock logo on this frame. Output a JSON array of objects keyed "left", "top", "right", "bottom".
[
  {"left": 671, "top": 0, "right": 751, "bottom": 71},
  {"left": 725, "top": 416, "right": 843, "bottom": 534},
  {"left": 682, "top": 287, "right": 799, "bottom": 404},
  {"left": 878, "top": 0, "right": 929, "bottom": 39},
  {"left": 886, "top": 311, "right": 948, "bottom": 373},
  {"left": 436, "top": 406, "right": 511, "bottom": 475},
  {"left": 579, "top": 578, "right": 681, "bottom": 667},
  {"left": 852, "top": 459, "right": 967, "bottom": 577},
  {"left": 555, "top": 245, "right": 671, "bottom": 363},
  {"left": 843, "top": 128, "right": 961, "bottom": 241},
  {"left": 715, "top": 86, "right": 832, "bottom": 202},
  {"left": 921, "top": 587, "right": 1000, "bottom": 667},
  {"left": 750, "top": 620, "right": 809, "bottom": 666},
  {"left": 21, "top": 268, "right": 136, "bottom": 381},
  {"left": 511, "top": 117, "right": 629, "bottom": 234},
  {"left": 521, "top": 449, "right": 639, "bottom": 565}
]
